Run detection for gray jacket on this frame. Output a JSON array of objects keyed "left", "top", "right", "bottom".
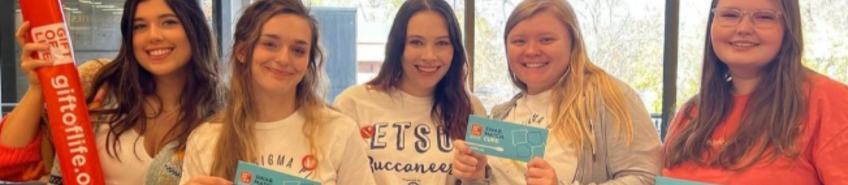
[{"left": 488, "top": 81, "right": 662, "bottom": 185}]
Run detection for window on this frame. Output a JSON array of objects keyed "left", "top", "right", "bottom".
[
  {"left": 10, "top": 0, "right": 126, "bottom": 102},
  {"left": 676, "top": 0, "right": 848, "bottom": 107},
  {"left": 474, "top": 0, "right": 666, "bottom": 118}
]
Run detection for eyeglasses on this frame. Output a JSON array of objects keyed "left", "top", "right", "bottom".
[{"left": 711, "top": 8, "right": 783, "bottom": 29}]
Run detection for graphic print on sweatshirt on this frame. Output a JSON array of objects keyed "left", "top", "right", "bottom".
[
  {"left": 359, "top": 121, "right": 454, "bottom": 185},
  {"left": 253, "top": 153, "right": 318, "bottom": 180}
]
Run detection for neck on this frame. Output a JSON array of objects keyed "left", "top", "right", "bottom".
[
  {"left": 254, "top": 88, "right": 298, "bottom": 122},
  {"left": 526, "top": 85, "right": 554, "bottom": 95},
  {"left": 397, "top": 77, "right": 434, "bottom": 97},
  {"left": 728, "top": 66, "right": 762, "bottom": 95},
  {"left": 147, "top": 73, "right": 187, "bottom": 111}
]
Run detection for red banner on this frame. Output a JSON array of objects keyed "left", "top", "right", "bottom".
[{"left": 18, "top": 0, "right": 105, "bottom": 184}]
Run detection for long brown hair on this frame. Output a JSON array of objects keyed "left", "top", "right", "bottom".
[
  {"left": 367, "top": 0, "right": 473, "bottom": 139},
  {"left": 504, "top": 0, "right": 636, "bottom": 156},
  {"left": 665, "top": 0, "right": 808, "bottom": 170},
  {"left": 87, "top": 0, "right": 224, "bottom": 157},
  {"left": 209, "top": 0, "right": 328, "bottom": 180}
]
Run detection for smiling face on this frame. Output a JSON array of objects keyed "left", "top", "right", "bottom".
[
  {"left": 398, "top": 10, "right": 454, "bottom": 94},
  {"left": 710, "top": 0, "right": 785, "bottom": 75},
  {"left": 247, "top": 14, "right": 313, "bottom": 97},
  {"left": 506, "top": 10, "right": 573, "bottom": 94},
  {"left": 132, "top": 0, "right": 192, "bottom": 78}
]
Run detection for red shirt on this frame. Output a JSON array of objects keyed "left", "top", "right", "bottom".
[
  {"left": 0, "top": 115, "right": 46, "bottom": 182},
  {"left": 663, "top": 75, "right": 848, "bottom": 185}
]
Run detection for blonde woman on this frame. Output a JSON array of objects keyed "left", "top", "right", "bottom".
[
  {"left": 453, "top": 0, "right": 662, "bottom": 184},
  {"left": 178, "top": 0, "right": 374, "bottom": 184}
]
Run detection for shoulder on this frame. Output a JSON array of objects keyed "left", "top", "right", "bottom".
[
  {"left": 807, "top": 74, "right": 848, "bottom": 102},
  {"left": 337, "top": 84, "right": 372, "bottom": 99},
  {"left": 322, "top": 108, "right": 359, "bottom": 131},
  {"left": 468, "top": 93, "right": 487, "bottom": 115},
  {"left": 490, "top": 94, "right": 522, "bottom": 120},
  {"left": 78, "top": 59, "right": 111, "bottom": 95},
  {"left": 335, "top": 84, "right": 394, "bottom": 105},
  {"left": 187, "top": 122, "right": 224, "bottom": 147}
]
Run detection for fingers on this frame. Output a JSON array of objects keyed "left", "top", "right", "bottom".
[
  {"left": 528, "top": 157, "right": 552, "bottom": 170},
  {"left": 453, "top": 139, "right": 472, "bottom": 154},
  {"left": 525, "top": 157, "right": 557, "bottom": 185},
  {"left": 454, "top": 153, "right": 479, "bottom": 170},
  {"left": 525, "top": 166, "right": 550, "bottom": 178},
  {"left": 453, "top": 139, "right": 488, "bottom": 180},
  {"left": 21, "top": 43, "right": 50, "bottom": 61},
  {"left": 15, "top": 21, "right": 31, "bottom": 46},
  {"left": 20, "top": 59, "right": 53, "bottom": 73}
]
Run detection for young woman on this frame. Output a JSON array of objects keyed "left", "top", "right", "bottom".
[
  {"left": 179, "top": 0, "right": 374, "bottom": 184},
  {"left": 663, "top": 0, "right": 848, "bottom": 184},
  {"left": 453, "top": 0, "right": 662, "bottom": 184},
  {"left": 0, "top": 0, "right": 224, "bottom": 184},
  {"left": 332, "top": 0, "right": 486, "bottom": 184}
]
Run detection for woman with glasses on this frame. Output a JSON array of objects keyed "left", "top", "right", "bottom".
[{"left": 662, "top": 0, "right": 848, "bottom": 184}]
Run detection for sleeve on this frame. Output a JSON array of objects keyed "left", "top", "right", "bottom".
[
  {"left": 0, "top": 115, "right": 46, "bottom": 182},
  {"left": 333, "top": 118, "right": 376, "bottom": 185},
  {"left": 812, "top": 83, "right": 848, "bottom": 185},
  {"left": 589, "top": 86, "right": 663, "bottom": 185},
  {"left": 179, "top": 125, "right": 214, "bottom": 185}
]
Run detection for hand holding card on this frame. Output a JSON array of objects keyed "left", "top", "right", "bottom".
[
  {"left": 452, "top": 140, "right": 488, "bottom": 181},
  {"left": 526, "top": 158, "right": 558, "bottom": 185},
  {"left": 234, "top": 161, "right": 319, "bottom": 185},
  {"left": 464, "top": 115, "right": 549, "bottom": 162}
]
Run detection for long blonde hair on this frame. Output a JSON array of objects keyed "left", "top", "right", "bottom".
[
  {"left": 209, "top": 0, "right": 328, "bottom": 179},
  {"left": 504, "top": 0, "right": 635, "bottom": 155}
]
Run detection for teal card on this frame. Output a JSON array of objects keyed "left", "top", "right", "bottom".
[
  {"left": 234, "top": 161, "right": 319, "bottom": 185},
  {"left": 655, "top": 176, "right": 716, "bottom": 185},
  {"left": 464, "top": 115, "right": 548, "bottom": 162}
]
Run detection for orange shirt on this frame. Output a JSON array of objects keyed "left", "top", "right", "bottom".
[{"left": 663, "top": 74, "right": 848, "bottom": 185}]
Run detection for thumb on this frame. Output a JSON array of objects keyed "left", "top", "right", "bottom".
[
  {"left": 453, "top": 139, "right": 472, "bottom": 154},
  {"left": 528, "top": 157, "right": 552, "bottom": 169}
]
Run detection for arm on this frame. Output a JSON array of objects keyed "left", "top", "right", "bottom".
[
  {"left": 179, "top": 125, "right": 215, "bottom": 185},
  {"left": 0, "top": 116, "right": 46, "bottom": 182},
  {"left": 813, "top": 83, "right": 848, "bottom": 185},
  {"left": 0, "top": 22, "right": 51, "bottom": 148},
  {"left": 591, "top": 87, "right": 663, "bottom": 185}
]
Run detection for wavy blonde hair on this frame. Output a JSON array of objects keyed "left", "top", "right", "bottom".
[
  {"left": 504, "top": 0, "right": 635, "bottom": 155},
  {"left": 209, "top": 0, "right": 328, "bottom": 180}
]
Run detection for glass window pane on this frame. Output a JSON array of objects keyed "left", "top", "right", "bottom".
[
  {"left": 801, "top": 1, "right": 848, "bottom": 83},
  {"left": 12, "top": 0, "right": 126, "bottom": 101}
]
